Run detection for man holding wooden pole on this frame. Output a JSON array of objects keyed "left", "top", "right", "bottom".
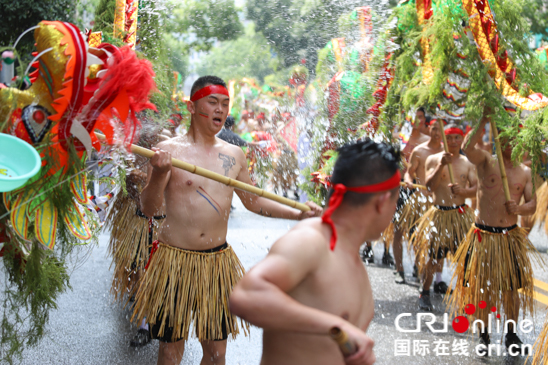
[
  {"left": 449, "top": 113, "right": 543, "bottom": 354},
  {"left": 132, "top": 75, "right": 321, "bottom": 365},
  {"left": 411, "top": 123, "right": 477, "bottom": 311},
  {"left": 394, "top": 118, "right": 445, "bottom": 283}
]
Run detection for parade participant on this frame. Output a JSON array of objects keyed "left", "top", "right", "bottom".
[
  {"left": 105, "top": 124, "right": 166, "bottom": 347},
  {"left": 394, "top": 119, "right": 444, "bottom": 283},
  {"left": 217, "top": 115, "right": 249, "bottom": 147},
  {"left": 450, "top": 114, "right": 542, "bottom": 353},
  {"left": 133, "top": 75, "right": 321, "bottom": 365},
  {"left": 230, "top": 138, "right": 400, "bottom": 365},
  {"left": 412, "top": 124, "right": 476, "bottom": 310},
  {"left": 385, "top": 108, "right": 429, "bottom": 274}
]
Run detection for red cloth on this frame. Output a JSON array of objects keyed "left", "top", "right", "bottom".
[{"left": 322, "top": 171, "right": 401, "bottom": 250}]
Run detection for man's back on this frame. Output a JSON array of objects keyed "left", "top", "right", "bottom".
[{"left": 259, "top": 219, "right": 374, "bottom": 365}]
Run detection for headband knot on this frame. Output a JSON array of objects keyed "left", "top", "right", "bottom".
[{"left": 321, "top": 170, "right": 401, "bottom": 251}]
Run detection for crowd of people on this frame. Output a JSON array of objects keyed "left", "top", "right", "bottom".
[{"left": 104, "top": 75, "right": 548, "bottom": 365}]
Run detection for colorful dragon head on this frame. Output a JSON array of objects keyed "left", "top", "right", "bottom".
[{"left": 0, "top": 21, "right": 156, "bottom": 249}]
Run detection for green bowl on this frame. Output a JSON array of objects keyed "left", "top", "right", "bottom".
[{"left": 0, "top": 133, "right": 41, "bottom": 192}]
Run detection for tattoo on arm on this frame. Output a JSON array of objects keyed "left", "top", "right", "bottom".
[
  {"left": 258, "top": 208, "right": 272, "bottom": 217},
  {"left": 219, "top": 153, "right": 236, "bottom": 176}
]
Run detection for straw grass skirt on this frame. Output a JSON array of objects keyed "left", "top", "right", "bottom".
[
  {"left": 105, "top": 193, "right": 162, "bottom": 302},
  {"left": 531, "top": 314, "right": 548, "bottom": 365},
  {"left": 382, "top": 191, "right": 432, "bottom": 249},
  {"left": 411, "top": 205, "right": 473, "bottom": 270},
  {"left": 447, "top": 224, "right": 543, "bottom": 320},
  {"left": 131, "top": 242, "right": 249, "bottom": 342},
  {"left": 533, "top": 181, "right": 548, "bottom": 235}
]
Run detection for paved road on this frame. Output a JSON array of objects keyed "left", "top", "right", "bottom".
[{"left": 10, "top": 195, "right": 548, "bottom": 364}]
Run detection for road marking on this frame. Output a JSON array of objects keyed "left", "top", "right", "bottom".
[
  {"left": 532, "top": 290, "right": 548, "bottom": 306},
  {"left": 534, "top": 279, "right": 548, "bottom": 293}
]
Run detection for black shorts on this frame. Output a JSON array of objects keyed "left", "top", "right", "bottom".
[
  {"left": 149, "top": 242, "right": 230, "bottom": 343},
  {"left": 429, "top": 205, "right": 466, "bottom": 259},
  {"left": 392, "top": 184, "right": 415, "bottom": 223},
  {"left": 462, "top": 224, "right": 523, "bottom": 289}
]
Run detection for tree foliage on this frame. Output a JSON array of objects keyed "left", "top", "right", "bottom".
[
  {"left": 0, "top": 0, "right": 75, "bottom": 57},
  {"left": 197, "top": 24, "right": 279, "bottom": 83},
  {"left": 246, "top": 0, "right": 364, "bottom": 73},
  {"left": 167, "top": 0, "right": 243, "bottom": 53}
]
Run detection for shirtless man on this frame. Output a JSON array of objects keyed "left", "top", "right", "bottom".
[
  {"left": 396, "top": 119, "right": 444, "bottom": 283},
  {"left": 451, "top": 114, "right": 540, "bottom": 353},
  {"left": 412, "top": 124, "right": 476, "bottom": 311},
  {"left": 135, "top": 76, "right": 321, "bottom": 365},
  {"left": 230, "top": 139, "right": 400, "bottom": 365},
  {"left": 387, "top": 108, "right": 429, "bottom": 274}
]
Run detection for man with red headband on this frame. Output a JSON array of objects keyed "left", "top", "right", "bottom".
[
  {"left": 394, "top": 119, "right": 444, "bottom": 283},
  {"left": 230, "top": 138, "right": 400, "bottom": 365},
  {"left": 411, "top": 123, "right": 477, "bottom": 311},
  {"left": 449, "top": 114, "right": 542, "bottom": 354},
  {"left": 379, "top": 108, "right": 429, "bottom": 274},
  {"left": 134, "top": 75, "right": 321, "bottom": 365}
]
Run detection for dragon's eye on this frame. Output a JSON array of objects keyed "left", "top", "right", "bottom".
[
  {"left": 32, "top": 109, "right": 46, "bottom": 124},
  {"left": 21, "top": 105, "right": 51, "bottom": 144}
]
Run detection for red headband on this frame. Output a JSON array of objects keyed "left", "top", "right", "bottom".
[
  {"left": 190, "top": 84, "right": 230, "bottom": 102},
  {"left": 445, "top": 127, "right": 464, "bottom": 136},
  {"left": 322, "top": 170, "right": 401, "bottom": 251}
]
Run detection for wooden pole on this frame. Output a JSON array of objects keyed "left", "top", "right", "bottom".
[
  {"left": 330, "top": 327, "right": 357, "bottom": 356},
  {"left": 438, "top": 118, "right": 455, "bottom": 184},
  {"left": 489, "top": 120, "right": 512, "bottom": 202},
  {"left": 95, "top": 133, "right": 311, "bottom": 212},
  {"left": 400, "top": 181, "right": 428, "bottom": 191}
]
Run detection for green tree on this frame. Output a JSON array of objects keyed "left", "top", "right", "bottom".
[
  {"left": 167, "top": 0, "right": 243, "bottom": 53},
  {"left": 246, "top": 0, "right": 360, "bottom": 73},
  {"left": 0, "top": 0, "right": 76, "bottom": 56},
  {"left": 197, "top": 24, "right": 279, "bottom": 83},
  {"left": 523, "top": 0, "right": 548, "bottom": 38}
]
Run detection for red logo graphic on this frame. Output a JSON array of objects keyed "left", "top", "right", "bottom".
[{"left": 451, "top": 301, "right": 498, "bottom": 333}]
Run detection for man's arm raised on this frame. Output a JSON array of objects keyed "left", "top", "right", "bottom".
[
  {"left": 463, "top": 115, "right": 490, "bottom": 167},
  {"left": 233, "top": 147, "right": 322, "bottom": 219},
  {"left": 140, "top": 145, "right": 172, "bottom": 217},
  {"left": 229, "top": 227, "right": 375, "bottom": 364}
]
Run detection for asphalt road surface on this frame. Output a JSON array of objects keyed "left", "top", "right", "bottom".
[{"left": 9, "top": 195, "right": 548, "bottom": 364}]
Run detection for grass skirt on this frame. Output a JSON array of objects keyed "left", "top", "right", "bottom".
[
  {"left": 533, "top": 181, "right": 548, "bottom": 235},
  {"left": 447, "top": 224, "right": 543, "bottom": 320},
  {"left": 411, "top": 205, "right": 473, "bottom": 270},
  {"left": 105, "top": 193, "right": 160, "bottom": 303},
  {"left": 382, "top": 192, "right": 432, "bottom": 248},
  {"left": 532, "top": 314, "right": 548, "bottom": 365},
  {"left": 131, "top": 242, "right": 249, "bottom": 342}
]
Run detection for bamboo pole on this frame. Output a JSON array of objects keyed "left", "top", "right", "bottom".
[
  {"left": 400, "top": 181, "right": 428, "bottom": 191},
  {"left": 438, "top": 118, "right": 456, "bottom": 184},
  {"left": 95, "top": 133, "right": 311, "bottom": 212},
  {"left": 330, "top": 327, "right": 357, "bottom": 356},
  {"left": 489, "top": 120, "right": 512, "bottom": 202}
]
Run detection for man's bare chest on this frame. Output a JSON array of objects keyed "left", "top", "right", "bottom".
[{"left": 172, "top": 148, "right": 240, "bottom": 179}]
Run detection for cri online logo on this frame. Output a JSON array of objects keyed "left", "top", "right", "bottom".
[{"left": 395, "top": 301, "right": 534, "bottom": 334}]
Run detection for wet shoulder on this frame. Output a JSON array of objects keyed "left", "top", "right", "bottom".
[
  {"left": 287, "top": 218, "right": 331, "bottom": 250},
  {"left": 217, "top": 138, "right": 246, "bottom": 164}
]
